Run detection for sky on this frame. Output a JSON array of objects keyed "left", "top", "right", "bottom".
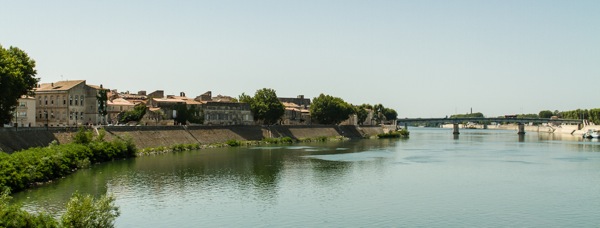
[{"left": 2, "top": 0, "right": 599, "bottom": 117}]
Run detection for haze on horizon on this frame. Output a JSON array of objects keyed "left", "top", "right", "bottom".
[{"left": 2, "top": 1, "right": 599, "bottom": 118}]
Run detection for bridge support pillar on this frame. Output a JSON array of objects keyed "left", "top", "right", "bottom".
[
  {"left": 453, "top": 124, "right": 460, "bottom": 135},
  {"left": 517, "top": 123, "right": 525, "bottom": 135},
  {"left": 483, "top": 123, "right": 488, "bottom": 129}
]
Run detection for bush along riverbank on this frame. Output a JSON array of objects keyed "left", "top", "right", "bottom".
[
  {"left": 0, "top": 128, "right": 136, "bottom": 193},
  {"left": 137, "top": 135, "right": 347, "bottom": 156},
  {"left": 1, "top": 190, "right": 120, "bottom": 228},
  {"left": 377, "top": 129, "right": 410, "bottom": 139}
]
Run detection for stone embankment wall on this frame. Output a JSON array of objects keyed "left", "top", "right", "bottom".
[{"left": 0, "top": 125, "right": 385, "bottom": 153}]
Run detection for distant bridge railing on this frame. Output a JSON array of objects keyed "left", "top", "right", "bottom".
[{"left": 396, "top": 117, "right": 582, "bottom": 125}]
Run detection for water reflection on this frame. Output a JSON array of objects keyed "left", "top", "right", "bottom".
[{"left": 11, "top": 129, "right": 600, "bottom": 227}]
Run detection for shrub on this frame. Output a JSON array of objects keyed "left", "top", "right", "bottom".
[
  {"left": 377, "top": 129, "right": 410, "bottom": 139},
  {"left": 61, "top": 192, "right": 120, "bottom": 228},
  {"left": 225, "top": 139, "right": 241, "bottom": 147},
  {"left": 0, "top": 190, "right": 59, "bottom": 227}
]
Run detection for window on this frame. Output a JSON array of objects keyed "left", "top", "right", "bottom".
[
  {"left": 80, "top": 112, "right": 84, "bottom": 120},
  {"left": 69, "top": 95, "right": 73, "bottom": 105},
  {"left": 45, "top": 96, "right": 48, "bottom": 105},
  {"left": 63, "top": 96, "right": 66, "bottom": 105},
  {"left": 75, "top": 95, "right": 79, "bottom": 105},
  {"left": 80, "top": 95, "right": 84, "bottom": 106},
  {"left": 39, "top": 97, "right": 42, "bottom": 105},
  {"left": 70, "top": 112, "right": 73, "bottom": 120},
  {"left": 39, "top": 111, "right": 42, "bottom": 118},
  {"left": 51, "top": 111, "right": 54, "bottom": 119},
  {"left": 50, "top": 96, "right": 54, "bottom": 105},
  {"left": 19, "top": 112, "right": 27, "bottom": 117}
]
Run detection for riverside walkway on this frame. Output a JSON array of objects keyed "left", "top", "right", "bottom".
[{"left": 397, "top": 117, "right": 583, "bottom": 134}]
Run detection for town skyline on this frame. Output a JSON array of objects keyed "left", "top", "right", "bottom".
[{"left": 3, "top": 1, "right": 599, "bottom": 117}]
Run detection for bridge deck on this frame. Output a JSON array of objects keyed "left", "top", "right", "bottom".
[{"left": 397, "top": 117, "right": 582, "bottom": 125}]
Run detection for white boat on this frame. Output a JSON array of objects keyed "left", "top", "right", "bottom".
[{"left": 583, "top": 129, "right": 600, "bottom": 138}]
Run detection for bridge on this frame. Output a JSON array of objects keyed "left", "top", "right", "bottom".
[{"left": 396, "top": 117, "right": 583, "bottom": 135}]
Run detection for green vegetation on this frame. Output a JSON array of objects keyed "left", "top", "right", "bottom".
[
  {"left": 377, "top": 129, "right": 410, "bottom": 139},
  {"left": 450, "top": 112, "right": 484, "bottom": 118},
  {"left": 517, "top": 113, "right": 538, "bottom": 118},
  {"left": 262, "top": 137, "right": 294, "bottom": 144},
  {"left": 559, "top": 108, "right": 600, "bottom": 124},
  {"left": 225, "top": 139, "right": 241, "bottom": 147},
  {"left": 61, "top": 192, "right": 120, "bottom": 228},
  {"left": 174, "top": 103, "right": 204, "bottom": 125},
  {"left": 0, "top": 45, "right": 38, "bottom": 127},
  {"left": 1, "top": 190, "right": 119, "bottom": 228},
  {"left": 239, "top": 88, "right": 285, "bottom": 125},
  {"left": 355, "top": 105, "right": 369, "bottom": 125},
  {"left": 310, "top": 94, "right": 355, "bottom": 124},
  {"left": 0, "top": 128, "right": 136, "bottom": 193},
  {"left": 119, "top": 103, "right": 147, "bottom": 123},
  {"left": 97, "top": 88, "right": 109, "bottom": 124},
  {"left": 539, "top": 110, "right": 554, "bottom": 118}
]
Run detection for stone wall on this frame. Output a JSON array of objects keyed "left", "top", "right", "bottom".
[{"left": 1, "top": 125, "right": 384, "bottom": 153}]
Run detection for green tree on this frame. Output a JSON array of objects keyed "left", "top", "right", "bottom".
[
  {"left": 60, "top": 192, "right": 120, "bottom": 228},
  {"left": 0, "top": 45, "right": 38, "bottom": 127},
  {"left": 240, "top": 88, "right": 284, "bottom": 125},
  {"left": 355, "top": 105, "right": 369, "bottom": 125},
  {"left": 310, "top": 94, "right": 355, "bottom": 125},
  {"left": 119, "top": 103, "right": 147, "bottom": 123},
  {"left": 383, "top": 108, "right": 398, "bottom": 121},
  {"left": 97, "top": 88, "right": 109, "bottom": 124},
  {"left": 539, "top": 110, "right": 553, "bottom": 118},
  {"left": 174, "top": 103, "right": 189, "bottom": 125},
  {"left": 450, "top": 112, "right": 485, "bottom": 118}
]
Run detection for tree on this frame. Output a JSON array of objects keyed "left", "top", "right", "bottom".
[
  {"left": 60, "top": 192, "right": 120, "bottom": 228},
  {"left": 174, "top": 104, "right": 204, "bottom": 125},
  {"left": 310, "top": 94, "right": 355, "bottom": 125},
  {"left": 539, "top": 110, "right": 553, "bottom": 119},
  {"left": 119, "top": 103, "right": 147, "bottom": 123},
  {"left": 355, "top": 105, "right": 369, "bottom": 125},
  {"left": 240, "top": 88, "right": 284, "bottom": 125},
  {"left": 97, "top": 88, "right": 108, "bottom": 124},
  {"left": 0, "top": 45, "right": 38, "bottom": 127},
  {"left": 383, "top": 108, "right": 398, "bottom": 121}
]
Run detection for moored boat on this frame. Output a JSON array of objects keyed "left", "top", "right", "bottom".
[{"left": 583, "top": 129, "right": 600, "bottom": 138}]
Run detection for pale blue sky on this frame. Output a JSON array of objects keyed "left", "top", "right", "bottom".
[{"left": 2, "top": 0, "right": 599, "bottom": 117}]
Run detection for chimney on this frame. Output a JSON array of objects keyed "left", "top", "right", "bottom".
[
  {"left": 100, "top": 84, "right": 103, "bottom": 89},
  {"left": 51, "top": 82, "right": 54, "bottom": 87},
  {"left": 180, "top": 92, "right": 185, "bottom": 97}
]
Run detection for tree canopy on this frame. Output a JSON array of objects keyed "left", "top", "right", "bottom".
[
  {"left": 239, "top": 88, "right": 284, "bottom": 125},
  {"left": 310, "top": 94, "right": 355, "bottom": 125},
  {"left": 0, "top": 45, "right": 38, "bottom": 126},
  {"left": 450, "top": 112, "right": 485, "bottom": 118}
]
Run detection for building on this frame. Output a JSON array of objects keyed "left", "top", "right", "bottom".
[
  {"left": 34, "top": 80, "right": 108, "bottom": 127},
  {"left": 194, "top": 91, "right": 253, "bottom": 125},
  {"left": 279, "top": 95, "right": 311, "bottom": 125},
  {"left": 10, "top": 96, "right": 36, "bottom": 127},
  {"left": 147, "top": 92, "right": 202, "bottom": 121},
  {"left": 281, "top": 102, "right": 311, "bottom": 125},
  {"left": 107, "top": 98, "right": 135, "bottom": 124},
  {"left": 201, "top": 101, "right": 253, "bottom": 125}
]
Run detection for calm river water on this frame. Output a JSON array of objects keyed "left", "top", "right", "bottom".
[{"left": 13, "top": 128, "right": 600, "bottom": 227}]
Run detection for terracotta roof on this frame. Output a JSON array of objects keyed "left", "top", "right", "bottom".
[
  {"left": 36, "top": 80, "right": 85, "bottom": 92},
  {"left": 108, "top": 98, "right": 135, "bottom": 106}
]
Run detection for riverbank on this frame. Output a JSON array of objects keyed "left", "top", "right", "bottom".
[
  {"left": 0, "top": 125, "right": 387, "bottom": 153},
  {"left": 440, "top": 123, "right": 584, "bottom": 134}
]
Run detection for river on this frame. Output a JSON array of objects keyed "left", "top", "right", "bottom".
[{"left": 12, "top": 128, "right": 600, "bottom": 227}]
